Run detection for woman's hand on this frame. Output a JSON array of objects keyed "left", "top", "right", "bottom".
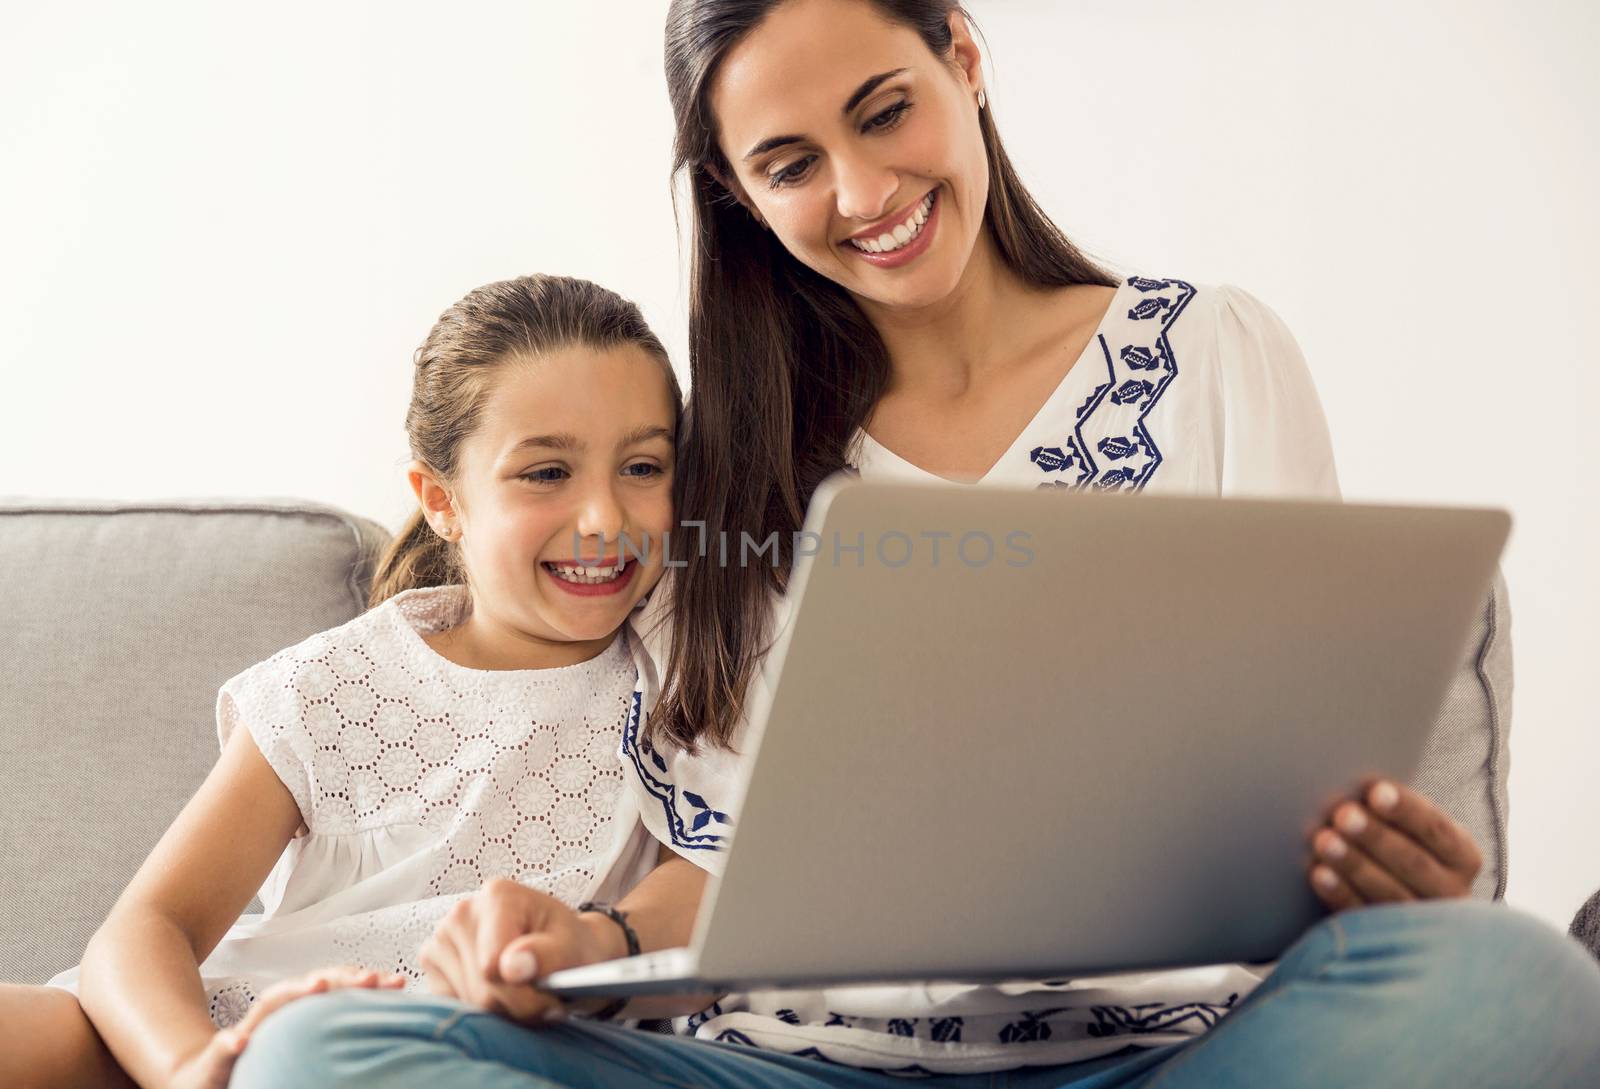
[
  {"left": 1308, "top": 779, "right": 1483, "bottom": 911},
  {"left": 418, "top": 879, "right": 625, "bottom": 1024},
  {"left": 165, "top": 966, "right": 406, "bottom": 1089}
]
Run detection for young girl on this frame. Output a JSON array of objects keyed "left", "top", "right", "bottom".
[{"left": 1, "top": 273, "right": 683, "bottom": 1089}]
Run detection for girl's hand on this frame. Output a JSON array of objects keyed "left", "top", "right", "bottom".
[
  {"left": 165, "top": 966, "right": 406, "bottom": 1089},
  {"left": 1308, "top": 779, "right": 1484, "bottom": 911},
  {"left": 418, "top": 878, "right": 624, "bottom": 1024}
]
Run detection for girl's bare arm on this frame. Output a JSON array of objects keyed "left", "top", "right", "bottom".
[{"left": 77, "top": 726, "right": 303, "bottom": 1088}]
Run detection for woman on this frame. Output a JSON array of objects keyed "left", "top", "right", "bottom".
[{"left": 232, "top": 1, "right": 1600, "bottom": 1086}]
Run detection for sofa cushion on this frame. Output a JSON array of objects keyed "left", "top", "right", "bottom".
[
  {"left": 1410, "top": 569, "right": 1512, "bottom": 900},
  {"left": 0, "top": 499, "right": 389, "bottom": 985}
]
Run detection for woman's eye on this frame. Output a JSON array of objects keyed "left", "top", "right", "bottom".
[
  {"left": 864, "top": 101, "right": 911, "bottom": 132},
  {"left": 767, "top": 155, "right": 815, "bottom": 189},
  {"left": 520, "top": 467, "right": 569, "bottom": 484},
  {"left": 623, "top": 462, "right": 664, "bottom": 479}
]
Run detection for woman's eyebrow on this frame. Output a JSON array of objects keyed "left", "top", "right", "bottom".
[
  {"left": 741, "top": 67, "right": 909, "bottom": 162},
  {"left": 842, "top": 67, "right": 907, "bottom": 114}
]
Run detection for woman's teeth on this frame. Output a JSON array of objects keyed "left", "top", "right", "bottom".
[
  {"left": 545, "top": 559, "right": 627, "bottom": 585},
  {"left": 849, "top": 191, "right": 936, "bottom": 254}
]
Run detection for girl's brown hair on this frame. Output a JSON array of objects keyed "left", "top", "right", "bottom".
[
  {"left": 368, "top": 274, "right": 681, "bottom": 609},
  {"left": 652, "top": 0, "right": 1115, "bottom": 752}
]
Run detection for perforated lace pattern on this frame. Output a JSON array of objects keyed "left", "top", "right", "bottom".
[{"left": 206, "top": 584, "right": 634, "bottom": 1023}]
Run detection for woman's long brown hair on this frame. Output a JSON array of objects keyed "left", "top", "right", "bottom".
[{"left": 653, "top": 0, "right": 1114, "bottom": 752}]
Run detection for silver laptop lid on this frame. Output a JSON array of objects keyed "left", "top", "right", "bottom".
[{"left": 685, "top": 479, "right": 1508, "bottom": 988}]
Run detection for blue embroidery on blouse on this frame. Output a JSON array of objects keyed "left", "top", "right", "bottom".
[
  {"left": 620, "top": 691, "right": 729, "bottom": 851},
  {"left": 684, "top": 1000, "right": 725, "bottom": 1034},
  {"left": 1031, "top": 276, "right": 1195, "bottom": 493},
  {"left": 1128, "top": 297, "right": 1170, "bottom": 321},
  {"left": 998, "top": 1009, "right": 1069, "bottom": 1043},
  {"left": 1097, "top": 436, "right": 1138, "bottom": 461},
  {"left": 1120, "top": 345, "right": 1160, "bottom": 370},
  {"left": 1030, "top": 445, "right": 1070, "bottom": 472},
  {"left": 1085, "top": 995, "right": 1239, "bottom": 1037}
]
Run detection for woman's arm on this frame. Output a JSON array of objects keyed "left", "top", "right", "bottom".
[
  {"left": 417, "top": 840, "right": 717, "bottom": 1022},
  {"left": 77, "top": 726, "right": 306, "bottom": 1088}
]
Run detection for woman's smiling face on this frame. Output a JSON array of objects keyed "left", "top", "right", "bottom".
[{"left": 709, "top": 0, "right": 988, "bottom": 311}]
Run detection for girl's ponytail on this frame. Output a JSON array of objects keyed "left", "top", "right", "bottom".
[{"left": 367, "top": 508, "right": 461, "bottom": 609}]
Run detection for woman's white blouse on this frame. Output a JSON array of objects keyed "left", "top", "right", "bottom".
[
  {"left": 621, "top": 276, "right": 1343, "bottom": 1073},
  {"left": 48, "top": 584, "right": 656, "bottom": 1027}
]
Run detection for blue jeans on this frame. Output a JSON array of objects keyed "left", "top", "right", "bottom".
[{"left": 232, "top": 902, "right": 1600, "bottom": 1089}]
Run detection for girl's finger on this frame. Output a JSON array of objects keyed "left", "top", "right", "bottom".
[
  {"left": 419, "top": 933, "right": 464, "bottom": 998},
  {"left": 1365, "top": 781, "right": 1482, "bottom": 879},
  {"left": 190, "top": 1029, "right": 246, "bottom": 1089},
  {"left": 1313, "top": 825, "right": 1415, "bottom": 903},
  {"left": 232, "top": 979, "right": 325, "bottom": 1038},
  {"left": 434, "top": 921, "right": 495, "bottom": 1009},
  {"left": 1329, "top": 802, "right": 1462, "bottom": 898}
]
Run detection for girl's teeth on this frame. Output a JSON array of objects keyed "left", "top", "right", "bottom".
[{"left": 548, "top": 560, "right": 626, "bottom": 585}]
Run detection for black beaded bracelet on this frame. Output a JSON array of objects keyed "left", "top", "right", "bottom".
[{"left": 576, "top": 901, "right": 640, "bottom": 1022}]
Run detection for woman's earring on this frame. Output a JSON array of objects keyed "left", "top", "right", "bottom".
[{"left": 977, "top": 89, "right": 987, "bottom": 110}]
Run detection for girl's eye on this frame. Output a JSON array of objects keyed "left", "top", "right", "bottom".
[
  {"left": 623, "top": 462, "right": 664, "bottom": 479},
  {"left": 520, "top": 467, "right": 569, "bottom": 484},
  {"left": 767, "top": 155, "right": 816, "bottom": 190},
  {"left": 864, "top": 101, "right": 911, "bottom": 133}
]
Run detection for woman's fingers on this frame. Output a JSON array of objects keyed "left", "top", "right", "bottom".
[
  {"left": 1326, "top": 789, "right": 1475, "bottom": 899},
  {"left": 1330, "top": 802, "right": 1457, "bottom": 897},
  {"left": 1308, "top": 862, "right": 1364, "bottom": 912},
  {"left": 1312, "top": 824, "right": 1415, "bottom": 903},
  {"left": 1308, "top": 780, "right": 1483, "bottom": 912},
  {"left": 1364, "top": 781, "right": 1483, "bottom": 881}
]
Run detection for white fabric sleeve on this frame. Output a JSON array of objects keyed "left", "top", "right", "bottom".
[
  {"left": 215, "top": 651, "right": 317, "bottom": 832},
  {"left": 1212, "top": 284, "right": 1342, "bottom": 500}
]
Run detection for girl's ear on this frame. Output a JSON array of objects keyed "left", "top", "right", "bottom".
[
  {"left": 407, "top": 460, "right": 461, "bottom": 541},
  {"left": 704, "top": 161, "right": 769, "bottom": 229}
]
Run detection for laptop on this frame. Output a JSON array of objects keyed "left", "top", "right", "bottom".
[{"left": 542, "top": 476, "right": 1510, "bottom": 997}]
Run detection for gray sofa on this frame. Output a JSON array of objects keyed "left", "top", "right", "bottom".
[{"left": 0, "top": 497, "right": 1592, "bottom": 991}]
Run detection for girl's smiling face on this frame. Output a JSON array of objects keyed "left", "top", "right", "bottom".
[
  {"left": 414, "top": 343, "right": 676, "bottom": 662},
  {"left": 708, "top": 0, "right": 988, "bottom": 312}
]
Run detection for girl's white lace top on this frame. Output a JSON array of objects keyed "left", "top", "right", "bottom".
[{"left": 48, "top": 583, "right": 652, "bottom": 1027}]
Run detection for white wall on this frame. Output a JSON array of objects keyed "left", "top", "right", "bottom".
[{"left": 3, "top": 1, "right": 1595, "bottom": 929}]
